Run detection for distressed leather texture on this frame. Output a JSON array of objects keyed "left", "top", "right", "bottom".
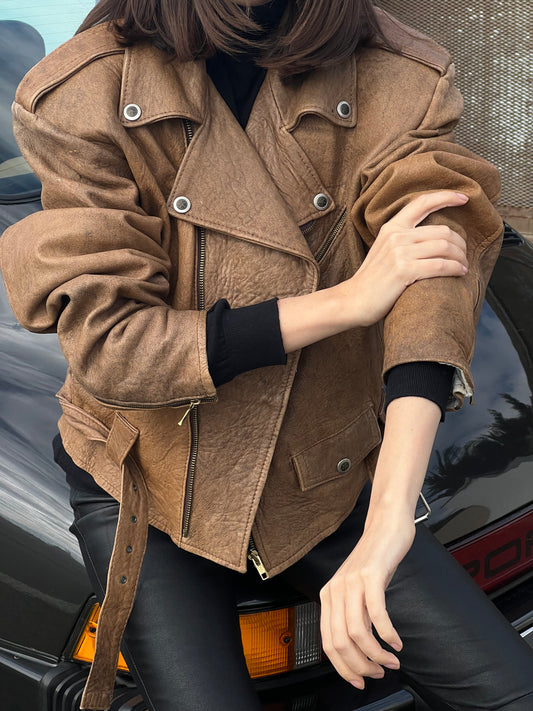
[{"left": 0, "top": 10, "right": 503, "bottom": 709}]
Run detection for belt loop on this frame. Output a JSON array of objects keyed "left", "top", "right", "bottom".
[
  {"left": 81, "top": 413, "right": 148, "bottom": 710},
  {"left": 106, "top": 411, "right": 139, "bottom": 468}
]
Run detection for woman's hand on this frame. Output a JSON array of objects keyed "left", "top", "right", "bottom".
[
  {"left": 278, "top": 189, "right": 469, "bottom": 353},
  {"left": 340, "top": 189, "right": 470, "bottom": 328},
  {"left": 319, "top": 512, "right": 415, "bottom": 689}
]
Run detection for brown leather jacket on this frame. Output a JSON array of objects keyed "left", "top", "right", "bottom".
[{"left": 0, "top": 10, "right": 503, "bottom": 709}]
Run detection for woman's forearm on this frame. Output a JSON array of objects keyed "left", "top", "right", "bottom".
[{"left": 366, "top": 396, "right": 441, "bottom": 526}]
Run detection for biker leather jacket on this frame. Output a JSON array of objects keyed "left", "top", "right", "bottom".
[{"left": 0, "top": 10, "right": 503, "bottom": 708}]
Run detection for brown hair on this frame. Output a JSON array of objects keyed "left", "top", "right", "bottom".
[{"left": 78, "top": 0, "right": 390, "bottom": 77}]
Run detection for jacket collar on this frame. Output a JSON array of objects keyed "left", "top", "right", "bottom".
[
  {"left": 119, "top": 44, "right": 206, "bottom": 126},
  {"left": 119, "top": 42, "right": 358, "bottom": 131},
  {"left": 268, "top": 56, "right": 358, "bottom": 131}
]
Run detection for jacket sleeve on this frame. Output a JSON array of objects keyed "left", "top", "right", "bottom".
[
  {"left": 350, "top": 63, "right": 503, "bottom": 409},
  {"left": 0, "top": 101, "right": 216, "bottom": 408}
]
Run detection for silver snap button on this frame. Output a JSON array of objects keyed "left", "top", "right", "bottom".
[
  {"left": 313, "top": 193, "right": 330, "bottom": 211},
  {"left": 120, "top": 575, "right": 127, "bottom": 584},
  {"left": 336, "top": 101, "right": 352, "bottom": 118},
  {"left": 337, "top": 458, "right": 352, "bottom": 474},
  {"left": 173, "top": 196, "right": 191, "bottom": 214},
  {"left": 123, "top": 103, "right": 142, "bottom": 121}
]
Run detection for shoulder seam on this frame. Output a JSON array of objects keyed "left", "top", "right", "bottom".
[
  {"left": 16, "top": 24, "right": 125, "bottom": 113},
  {"left": 374, "top": 8, "right": 451, "bottom": 76}
]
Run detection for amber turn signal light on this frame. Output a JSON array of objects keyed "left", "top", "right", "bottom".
[
  {"left": 72, "top": 604, "right": 129, "bottom": 671},
  {"left": 73, "top": 601, "right": 322, "bottom": 679},
  {"left": 239, "top": 607, "right": 294, "bottom": 678}
]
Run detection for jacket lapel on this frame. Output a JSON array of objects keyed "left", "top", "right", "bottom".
[
  {"left": 167, "top": 81, "right": 317, "bottom": 263},
  {"left": 245, "top": 73, "right": 336, "bottom": 228},
  {"left": 120, "top": 43, "right": 357, "bottom": 263}
]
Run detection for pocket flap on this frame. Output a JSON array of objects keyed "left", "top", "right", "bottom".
[{"left": 291, "top": 405, "right": 381, "bottom": 492}]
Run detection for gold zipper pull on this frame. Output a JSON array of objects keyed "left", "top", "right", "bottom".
[
  {"left": 177, "top": 400, "right": 201, "bottom": 427},
  {"left": 248, "top": 549, "right": 269, "bottom": 580}
]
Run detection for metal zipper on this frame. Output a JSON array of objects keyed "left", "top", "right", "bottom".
[
  {"left": 314, "top": 208, "right": 347, "bottom": 263},
  {"left": 248, "top": 535, "right": 269, "bottom": 580},
  {"left": 184, "top": 118, "right": 194, "bottom": 145},
  {"left": 90, "top": 394, "right": 208, "bottom": 410},
  {"left": 181, "top": 118, "right": 207, "bottom": 537},
  {"left": 197, "top": 226, "right": 207, "bottom": 311},
  {"left": 300, "top": 220, "right": 315, "bottom": 237},
  {"left": 181, "top": 225, "right": 209, "bottom": 535},
  {"left": 182, "top": 404, "right": 199, "bottom": 538}
]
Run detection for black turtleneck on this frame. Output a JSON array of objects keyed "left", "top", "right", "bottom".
[{"left": 206, "top": 0, "right": 287, "bottom": 128}]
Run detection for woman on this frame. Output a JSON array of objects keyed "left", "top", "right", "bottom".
[{"left": 1, "top": 0, "right": 532, "bottom": 709}]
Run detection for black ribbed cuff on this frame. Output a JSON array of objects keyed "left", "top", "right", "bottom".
[
  {"left": 385, "top": 362, "right": 455, "bottom": 422},
  {"left": 206, "top": 298, "right": 287, "bottom": 387}
]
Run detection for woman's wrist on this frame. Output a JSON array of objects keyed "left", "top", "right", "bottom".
[
  {"left": 277, "top": 281, "right": 361, "bottom": 353},
  {"left": 364, "top": 491, "right": 418, "bottom": 530}
]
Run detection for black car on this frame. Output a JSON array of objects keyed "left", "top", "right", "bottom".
[{"left": 1, "top": 3, "right": 532, "bottom": 710}]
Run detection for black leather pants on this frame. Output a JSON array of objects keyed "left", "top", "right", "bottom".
[{"left": 69, "top": 479, "right": 533, "bottom": 711}]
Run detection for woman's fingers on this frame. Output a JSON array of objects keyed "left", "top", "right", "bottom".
[
  {"left": 401, "top": 236, "right": 468, "bottom": 266},
  {"left": 320, "top": 576, "right": 405, "bottom": 690},
  {"left": 363, "top": 583, "right": 402, "bottom": 654},
  {"left": 396, "top": 238, "right": 469, "bottom": 283},
  {"left": 407, "top": 256, "right": 468, "bottom": 283},
  {"left": 390, "top": 190, "right": 469, "bottom": 230},
  {"left": 320, "top": 589, "right": 369, "bottom": 688},
  {"left": 320, "top": 584, "right": 385, "bottom": 688},
  {"left": 319, "top": 522, "right": 414, "bottom": 687},
  {"left": 344, "top": 580, "right": 401, "bottom": 668},
  {"left": 409, "top": 224, "right": 467, "bottom": 255}
]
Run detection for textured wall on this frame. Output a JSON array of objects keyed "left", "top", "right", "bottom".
[{"left": 379, "top": 1, "right": 532, "bottom": 235}]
